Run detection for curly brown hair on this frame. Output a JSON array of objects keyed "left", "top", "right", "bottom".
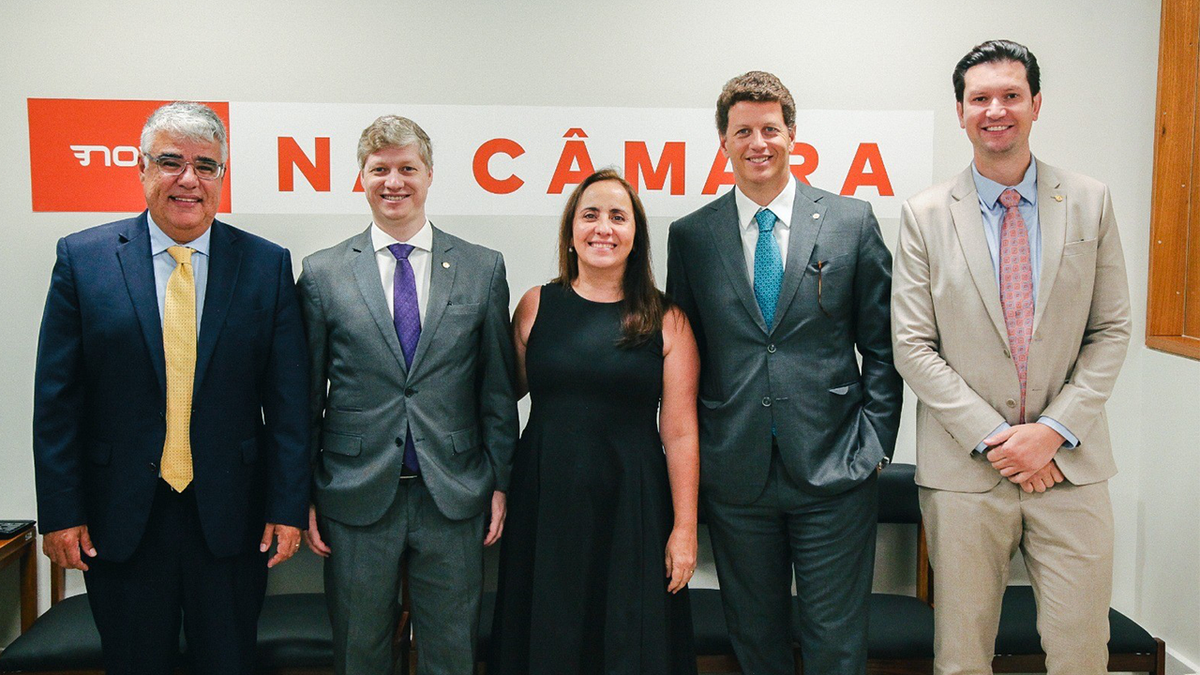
[{"left": 715, "top": 71, "right": 796, "bottom": 135}]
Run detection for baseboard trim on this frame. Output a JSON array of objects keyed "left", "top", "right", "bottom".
[{"left": 1167, "top": 645, "right": 1200, "bottom": 675}]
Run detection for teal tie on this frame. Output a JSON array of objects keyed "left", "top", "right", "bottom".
[{"left": 754, "top": 208, "right": 783, "bottom": 327}]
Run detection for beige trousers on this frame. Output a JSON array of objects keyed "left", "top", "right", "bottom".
[{"left": 920, "top": 478, "right": 1114, "bottom": 675}]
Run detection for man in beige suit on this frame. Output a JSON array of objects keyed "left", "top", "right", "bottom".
[{"left": 892, "top": 40, "right": 1131, "bottom": 675}]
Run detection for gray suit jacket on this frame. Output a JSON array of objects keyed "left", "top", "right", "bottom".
[
  {"left": 667, "top": 180, "right": 902, "bottom": 502},
  {"left": 298, "top": 225, "right": 518, "bottom": 525},
  {"left": 892, "top": 161, "right": 1131, "bottom": 492}
]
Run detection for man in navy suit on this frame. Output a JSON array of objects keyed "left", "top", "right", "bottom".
[{"left": 32, "top": 101, "right": 310, "bottom": 675}]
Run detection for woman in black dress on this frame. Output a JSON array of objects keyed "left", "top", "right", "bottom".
[{"left": 490, "top": 169, "right": 700, "bottom": 674}]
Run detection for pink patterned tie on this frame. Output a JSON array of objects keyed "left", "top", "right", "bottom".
[{"left": 999, "top": 188, "right": 1033, "bottom": 423}]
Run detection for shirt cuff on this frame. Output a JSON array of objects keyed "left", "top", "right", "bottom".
[
  {"left": 975, "top": 422, "right": 1010, "bottom": 454},
  {"left": 1037, "top": 417, "right": 1079, "bottom": 448}
]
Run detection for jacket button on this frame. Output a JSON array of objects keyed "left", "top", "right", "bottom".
[
  {"left": 1006, "top": 399, "right": 1017, "bottom": 408},
  {"left": 405, "top": 387, "right": 415, "bottom": 397},
  {"left": 761, "top": 397, "right": 772, "bottom": 407},
  {"left": 395, "top": 437, "right": 404, "bottom": 448},
  {"left": 148, "top": 462, "right": 158, "bottom": 473},
  {"left": 767, "top": 344, "right": 776, "bottom": 354}
]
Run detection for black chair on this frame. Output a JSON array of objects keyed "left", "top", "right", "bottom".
[
  {"left": 851, "top": 462, "right": 936, "bottom": 674},
  {"left": 991, "top": 584, "right": 1165, "bottom": 675},
  {"left": 358, "top": 463, "right": 1170, "bottom": 675},
  {"left": 0, "top": 560, "right": 411, "bottom": 675},
  {"left": 472, "top": 563, "right": 746, "bottom": 673},
  {"left": 687, "top": 463, "right": 936, "bottom": 674}
]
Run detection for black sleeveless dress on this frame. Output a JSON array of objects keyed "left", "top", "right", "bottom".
[{"left": 490, "top": 284, "right": 696, "bottom": 675}]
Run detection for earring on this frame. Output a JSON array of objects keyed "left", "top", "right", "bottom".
[{"left": 568, "top": 246, "right": 575, "bottom": 253}]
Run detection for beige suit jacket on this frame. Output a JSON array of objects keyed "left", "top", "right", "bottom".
[{"left": 892, "top": 160, "right": 1131, "bottom": 492}]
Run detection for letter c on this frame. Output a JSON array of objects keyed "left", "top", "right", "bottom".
[{"left": 473, "top": 138, "right": 525, "bottom": 194}]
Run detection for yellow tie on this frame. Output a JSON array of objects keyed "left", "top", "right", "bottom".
[{"left": 162, "top": 246, "right": 196, "bottom": 492}]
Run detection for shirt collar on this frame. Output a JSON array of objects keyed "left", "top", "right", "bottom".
[
  {"left": 372, "top": 220, "right": 433, "bottom": 254},
  {"left": 734, "top": 178, "right": 796, "bottom": 232},
  {"left": 972, "top": 158, "right": 1038, "bottom": 209},
  {"left": 146, "top": 212, "right": 212, "bottom": 257}
]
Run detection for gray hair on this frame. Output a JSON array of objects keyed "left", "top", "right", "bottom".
[
  {"left": 140, "top": 102, "right": 228, "bottom": 162},
  {"left": 356, "top": 115, "right": 433, "bottom": 170}
]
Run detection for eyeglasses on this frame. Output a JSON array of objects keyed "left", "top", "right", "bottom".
[{"left": 143, "top": 153, "right": 226, "bottom": 181}]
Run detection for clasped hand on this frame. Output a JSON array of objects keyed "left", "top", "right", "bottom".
[{"left": 984, "top": 423, "right": 1065, "bottom": 493}]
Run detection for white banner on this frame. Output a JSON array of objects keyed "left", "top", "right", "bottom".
[{"left": 229, "top": 103, "right": 932, "bottom": 219}]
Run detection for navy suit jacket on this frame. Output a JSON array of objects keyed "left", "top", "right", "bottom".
[{"left": 33, "top": 213, "right": 310, "bottom": 561}]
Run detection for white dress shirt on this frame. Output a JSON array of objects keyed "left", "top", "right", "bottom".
[
  {"left": 371, "top": 221, "right": 433, "bottom": 324},
  {"left": 733, "top": 179, "right": 796, "bottom": 284}
]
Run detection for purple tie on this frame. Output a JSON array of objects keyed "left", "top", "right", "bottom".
[{"left": 387, "top": 243, "right": 421, "bottom": 474}]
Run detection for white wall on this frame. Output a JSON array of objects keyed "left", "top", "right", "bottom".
[{"left": 2, "top": 0, "right": 1196, "bottom": 667}]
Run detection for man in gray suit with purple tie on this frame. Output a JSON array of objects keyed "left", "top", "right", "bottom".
[{"left": 298, "top": 115, "right": 518, "bottom": 675}]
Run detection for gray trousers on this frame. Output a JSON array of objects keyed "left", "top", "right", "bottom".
[
  {"left": 704, "top": 452, "right": 878, "bottom": 675},
  {"left": 320, "top": 478, "right": 486, "bottom": 675}
]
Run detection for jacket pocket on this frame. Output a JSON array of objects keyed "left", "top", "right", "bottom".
[
  {"left": 450, "top": 426, "right": 481, "bottom": 455},
  {"left": 829, "top": 380, "right": 862, "bottom": 397},
  {"left": 225, "top": 307, "right": 269, "bottom": 327},
  {"left": 807, "top": 252, "right": 854, "bottom": 273},
  {"left": 1063, "top": 238, "right": 1098, "bottom": 256},
  {"left": 321, "top": 430, "right": 362, "bottom": 457}
]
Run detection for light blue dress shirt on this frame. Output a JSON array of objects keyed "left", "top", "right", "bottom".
[
  {"left": 970, "top": 161, "right": 1078, "bottom": 452},
  {"left": 147, "top": 214, "right": 211, "bottom": 335},
  {"left": 973, "top": 161, "right": 1042, "bottom": 303}
]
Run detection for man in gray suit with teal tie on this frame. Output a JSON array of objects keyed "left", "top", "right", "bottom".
[
  {"left": 298, "top": 115, "right": 518, "bottom": 675},
  {"left": 666, "top": 72, "right": 902, "bottom": 674}
]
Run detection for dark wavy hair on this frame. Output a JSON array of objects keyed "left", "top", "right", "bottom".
[
  {"left": 953, "top": 40, "right": 1040, "bottom": 102},
  {"left": 553, "top": 169, "right": 667, "bottom": 347}
]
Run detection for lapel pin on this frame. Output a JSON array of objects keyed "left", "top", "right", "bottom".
[
  {"left": 812, "top": 213, "right": 820, "bottom": 219},
  {"left": 442, "top": 261, "right": 451, "bottom": 268},
  {"left": 1053, "top": 195, "right": 1063, "bottom": 202}
]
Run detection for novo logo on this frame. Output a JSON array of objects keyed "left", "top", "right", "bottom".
[{"left": 70, "top": 144, "right": 140, "bottom": 167}]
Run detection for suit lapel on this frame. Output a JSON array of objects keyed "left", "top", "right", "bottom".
[
  {"left": 774, "top": 180, "right": 825, "bottom": 327},
  {"left": 1033, "top": 160, "right": 1065, "bottom": 336},
  {"left": 950, "top": 168, "right": 1008, "bottom": 342},
  {"left": 115, "top": 213, "right": 166, "bottom": 393},
  {"left": 194, "top": 221, "right": 241, "bottom": 389},
  {"left": 409, "top": 225, "right": 456, "bottom": 372},
  {"left": 705, "top": 190, "right": 768, "bottom": 333},
  {"left": 349, "top": 228, "right": 409, "bottom": 374}
]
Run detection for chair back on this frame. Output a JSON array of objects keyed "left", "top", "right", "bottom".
[{"left": 878, "top": 463, "right": 921, "bottom": 524}]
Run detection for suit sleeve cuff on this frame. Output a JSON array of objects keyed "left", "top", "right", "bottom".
[
  {"left": 975, "top": 422, "right": 1010, "bottom": 454},
  {"left": 1037, "top": 417, "right": 1079, "bottom": 448}
]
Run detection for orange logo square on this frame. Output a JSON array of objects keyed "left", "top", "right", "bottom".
[{"left": 28, "top": 99, "right": 232, "bottom": 213}]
